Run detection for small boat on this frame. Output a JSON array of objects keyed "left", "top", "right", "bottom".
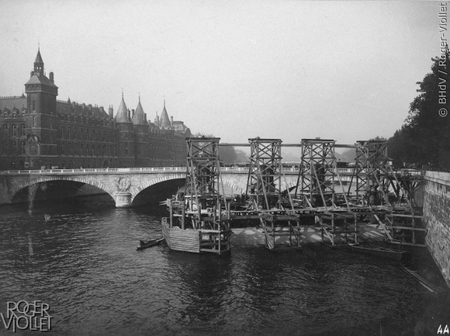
[
  {"left": 136, "top": 237, "right": 164, "bottom": 251},
  {"left": 348, "top": 243, "right": 409, "bottom": 261}
]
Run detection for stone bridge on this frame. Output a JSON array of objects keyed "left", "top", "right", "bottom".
[{"left": 0, "top": 167, "right": 300, "bottom": 207}]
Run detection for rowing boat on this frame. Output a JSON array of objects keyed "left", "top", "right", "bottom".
[
  {"left": 348, "top": 243, "right": 409, "bottom": 261},
  {"left": 136, "top": 237, "right": 164, "bottom": 251}
]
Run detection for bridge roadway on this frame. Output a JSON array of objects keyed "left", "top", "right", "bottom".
[{"left": 0, "top": 167, "right": 303, "bottom": 207}]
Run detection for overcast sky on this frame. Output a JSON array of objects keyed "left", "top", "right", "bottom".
[{"left": 0, "top": 0, "right": 442, "bottom": 147}]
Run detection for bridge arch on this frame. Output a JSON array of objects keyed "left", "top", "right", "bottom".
[
  {"left": 131, "top": 174, "right": 185, "bottom": 205},
  {"left": 10, "top": 176, "right": 117, "bottom": 204}
]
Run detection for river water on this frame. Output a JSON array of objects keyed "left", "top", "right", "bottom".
[{"left": 0, "top": 194, "right": 449, "bottom": 336}]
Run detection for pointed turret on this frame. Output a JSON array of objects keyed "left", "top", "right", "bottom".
[
  {"left": 159, "top": 101, "right": 171, "bottom": 129},
  {"left": 132, "top": 97, "right": 147, "bottom": 125},
  {"left": 115, "top": 92, "right": 130, "bottom": 123}
]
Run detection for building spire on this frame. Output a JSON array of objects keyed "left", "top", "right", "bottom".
[{"left": 34, "top": 47, "right": 44, "bottom": 76}]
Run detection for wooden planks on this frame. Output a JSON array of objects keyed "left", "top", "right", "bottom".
[{"left": 162, "top": 219, "right": 201, "bottom": 253}]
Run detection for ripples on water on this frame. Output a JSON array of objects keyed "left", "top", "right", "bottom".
[{"left": 0, "top": 195, "right": 449, "bottom": 336}]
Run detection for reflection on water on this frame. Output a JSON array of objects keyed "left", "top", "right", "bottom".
[{"left": 0, "top": 195, "right": 449, "bottom": 336}]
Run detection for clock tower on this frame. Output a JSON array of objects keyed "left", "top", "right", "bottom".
[{"left": 24, "top": 48, "right": 59, "bottom": 168}]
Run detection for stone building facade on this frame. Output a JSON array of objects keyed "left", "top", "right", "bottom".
[{"left": 0, "top": 49, "right": 190, "bottom": 170}]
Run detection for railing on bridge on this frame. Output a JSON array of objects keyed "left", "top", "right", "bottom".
[
  {"left": 0, "top": 167, "right": 188, "bottom": 175},
  {"left": 0, "top": 167, "right": 425, "bottom": 178}
]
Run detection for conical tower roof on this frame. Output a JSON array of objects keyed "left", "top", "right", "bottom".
[
  {"left": 35, "top": 48, "right": 44, "bottom": 64},
  {"left": 159, "top": 102, "right": 171, "bottom": 128},
  {"left": 132, "top": 98, "right": 146, "bottom": 125},
  {"left": 115, "top": 94, "right": 129, "bottom": 123}
]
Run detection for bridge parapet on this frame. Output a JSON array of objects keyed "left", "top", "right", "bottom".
[
  {"left": 0, "top": 166, "right": 189, "bottom": 175},
  {"left": 0, "top": 167, "right": 425, "bottom": 208}
]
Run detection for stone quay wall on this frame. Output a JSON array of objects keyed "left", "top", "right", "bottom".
[{"left": 424, "top": 171, "right": 450, "bottom": 288}]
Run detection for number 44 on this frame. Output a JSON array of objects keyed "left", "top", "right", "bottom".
[{"left": 437, "top": 325, "right": 450, "bottom": 334}]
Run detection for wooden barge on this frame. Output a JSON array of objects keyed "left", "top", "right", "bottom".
[{"left": 162, "top": 216, "right": 230, "bottom": 255}]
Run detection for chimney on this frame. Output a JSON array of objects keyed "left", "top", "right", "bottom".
[
  {"left": 127, "top": 109, "right": 131, "bottom": 120},
  {"left": 30, "top": 71, "right": 34, "bottom": 78},
  {"left": 49, "top": 72, "right": 54, "bottom": 83},
  {"left": 108, "top": 105, "right": 113, "bottom": 118},
  {"left": 170, "top": 116, "right": 173, "bottom": 126}
]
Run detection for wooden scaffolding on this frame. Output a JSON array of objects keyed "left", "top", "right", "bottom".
[
  {"left": 293, "top": 139, "right": 358, "bottom": 246},
  {"left": 245, "top": 138, "right": 301, "bottom": 250},
  {"left": 350, "top": 140, "right": 426, "bottom": 247},
  {"left": 165, "top": 137, "right": 231, "bottom": 255}
]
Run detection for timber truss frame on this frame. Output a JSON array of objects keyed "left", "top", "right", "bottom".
[
  {"left": 244, "top": 138, "right": 301, "bottom": 251},
  {"left": 186, "top": 137, "right": 221, "bottom": 200},
  {"left": 354, "top": 140, "right": 392, "bottom": 206},
  {"left": 245, "top": 138, "right": 283, "bottom": 210},
  {"left": 297, "top": 139, "right": 337, "bottom": 209}
]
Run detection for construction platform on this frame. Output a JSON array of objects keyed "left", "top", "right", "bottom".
[{"left": 161, "top": 137, "right": 426, "bottom": 255}]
